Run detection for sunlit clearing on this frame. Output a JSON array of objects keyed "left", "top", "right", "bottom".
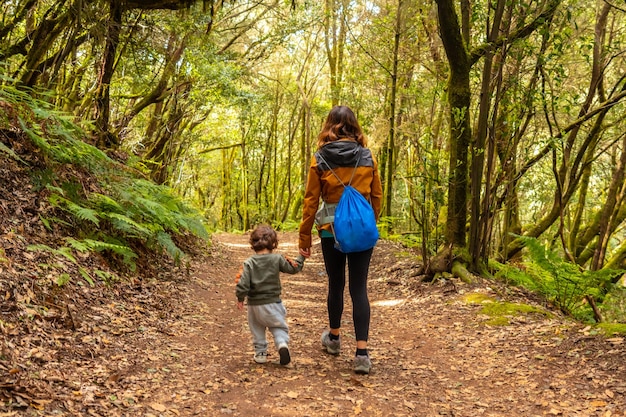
[
  {"left": 220, "top": 242, "right": 250, "bottom": 249},
  {"left": 372, "top": 299, "right": 404, "bottom": 307}
]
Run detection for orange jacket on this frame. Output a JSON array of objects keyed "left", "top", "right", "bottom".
[{"left": 299, "top": 139, "right": 383, "bottom": 249}]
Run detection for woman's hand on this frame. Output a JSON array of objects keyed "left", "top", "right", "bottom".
[{"left": 299, "top": 247, "right": 311, "bottom": 258}]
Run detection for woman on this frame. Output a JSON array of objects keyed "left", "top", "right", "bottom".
[{"left": 299, "top": 105, "right": 383, "bottom": 374}]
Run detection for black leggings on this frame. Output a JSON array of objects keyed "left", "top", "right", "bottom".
[{"left": 321, "top": 237, "right": 373, "bottom": 342}]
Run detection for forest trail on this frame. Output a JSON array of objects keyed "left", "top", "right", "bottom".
[
  {"left": 4, "top": 233, "right": 625, "bottom": 416},
  {"left": 113, "top": 232, "right": 625, "bottom": 417}
]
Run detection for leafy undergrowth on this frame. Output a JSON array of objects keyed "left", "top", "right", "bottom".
[
  {"left": 0, "top": 93, "right": 207, "bottom": 415},
  {"left": 0, "top": 136, "right": 198, "bottom": 412}
]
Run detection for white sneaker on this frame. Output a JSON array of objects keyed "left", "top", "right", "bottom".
[{"left": 254, "top": 352, "right": 268, "bottom": 364}]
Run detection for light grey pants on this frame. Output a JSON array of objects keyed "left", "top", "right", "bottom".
[{"left": 247, "top": 301, "right": 289, "bottom": 354}]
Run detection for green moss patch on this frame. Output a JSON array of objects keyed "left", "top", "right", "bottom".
[
  {"left": 480, "top": 301, "right": 542, "bottom": 317},
  {"left": 484, "top": 316, "right": 510, "bottom": 326},
  {"left": 463, "top": 293, "right": 551, "bottom": 326},
  {"left": 463, "top": 293, "right": 496, "bottom": 304},
  {"left": 597, "top": 323, "right": 626, "bottom": 336}
]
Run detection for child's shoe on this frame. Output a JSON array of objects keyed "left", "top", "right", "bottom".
[
  {"left": 321, "top": 330, "right": 340, "bottom": 355},
  {"left": 254, "top": 351, "right": 268, "bottom": 364},
  {"left": 278, "top": 343, "right": 291, "bottom": 365},
  {"left": 354, "top": 355, "right": 371, "bottom": 374}
]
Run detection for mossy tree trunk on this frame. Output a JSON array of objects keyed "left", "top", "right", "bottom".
[
  {"left": 433, "top": 0, "right": 563, "bottom": 274},
  {"left": 434, "top": 0, "right": 471, "bottom": 250},
  {"left": 94, "top": 0, "right": 122, "bottom": 149},
  {"left": 323, "top": 0, "right": 347, "bottom": 107},
  {"left": 382, "top": 0, "right": 404, "bottom": 223}
]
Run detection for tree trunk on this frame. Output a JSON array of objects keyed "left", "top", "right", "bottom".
[
  {"left": 114, "top": 33, "right": 187, "bottom": 136},
  {"left": 19, "top": 2, "right": 74, "bottom": 87},
  {"left": 436, "top": 0, "right": 562, "bottom": 266},
  {"left": 94, "top": 0, "right": 122, "bottom": 149},
  {"left": 324, "top": 0, "right": 347, "bottom": 106},
  {"left": 591, "top": 134, "right": 626, "bottom": 270},
  {"left": 468, "top": 0, "right": 506, "bottom": 269},
  {"left": 435, "top": 0, "right": 471, "bottom": 248},
  {"left": 384, "top": 0, "right": 403, "bottom": 221}
]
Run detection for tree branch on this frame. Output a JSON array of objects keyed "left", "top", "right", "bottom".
[
  {"left": 120, "top": 0, "right": 197, "bottom": 11},
  {"left": 198, "top": 143, "right": 243, "bottom": 154},
  {"left": 469, "top": 0, "right": 561, "bottom": 66}
]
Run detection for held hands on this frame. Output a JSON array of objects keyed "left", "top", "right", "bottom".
[
  {"left": 299, "top": 247, "right": 311, "bottom": 258},
  {"left": 285, "top": 256, "right": 300, "bottom": 268}
]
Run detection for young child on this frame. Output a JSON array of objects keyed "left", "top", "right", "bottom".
[{"left": 236, "top": 225, "right": 305, "bottom": 365}]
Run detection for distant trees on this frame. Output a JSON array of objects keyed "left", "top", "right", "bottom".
[{"left": 2, "top": 0, "right": 626, "bottom": 273}]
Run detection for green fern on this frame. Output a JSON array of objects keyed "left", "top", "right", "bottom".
[
  {"left": 104, "top": 212, "right": 152, "bottom": 238},
  {"left": 19, "top": 117, "right": 51, "bottom": 153},
  {"left": 517, "top": 236, "right": 624, "bottom": 320},
  {"left": 85, "top": 239, "right": 137, "bottom": 266},
  {"left": 69, "top": 238, "right": 137, "bottom": 269},
  {"left": 156, "top": 231, "right": 184, "bottom": 261},
  {"left": 27, "top": 244, "right": 77, "bottom": 263},
  {"left": 48, "top": 193, "right": 100, "bottom": 225},
  {"left": 490, "top": 259, "right": 539, "bottom": 291},
  {"left": 64, "top": 238, "right": 91, "bottom": 252},
  {"left": 5, "top": 80, "right": 208, "bottom": 268},
  {"left": 0, "top": 141, "right": 27, "bottom": 164},
  {"left": 89, "top": 193, "right": 124, "bottom": 212},
  {"left": 78, "top": 267, "right": 95, "bottom": 286},
  {"left": 56, "top": 273, "right": 71, "bottom": 286}
]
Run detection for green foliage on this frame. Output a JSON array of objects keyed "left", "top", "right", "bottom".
[
  {"left": 600, "top": 286, "right": 626, "bottom": 323},
  {"left": 490, "top": 259, "right": 541, "bottom": 292},
  {"left": 49, "top": 191, "right": 100, "bottom": 225},
  {"left": 56, "top": 273, "right": 71, "bottom": 286},
  {"left": 463, "top": 292, "right": 551, "bottom": 326},
  {"left": 66, "top": 238, "right": 138, "bottom": 269},
  {"left": 0, "top": 140, "right": 26, "bottom": 163},
  {"left": 27, "top": 243, "right": 95, "bottom": 286},
  {"left": 28, "top": 243, "right": 78, "bottom": 263},
  {"left": 395, "top": 233, "right": 420, "bottom": 249},
  {"left": 1, "top": 81, "right": 209, "bottom": 275},
  {"left": 94, "top": 270, "right": 120, "bottom": 286},
  {"left": 596, "top": 323, "right": 626, "bottom": 335},
  {"left": 493, "top": 236, "right": 625, "bottom": 323}
]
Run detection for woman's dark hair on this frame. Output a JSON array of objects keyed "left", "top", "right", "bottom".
[
  {"left": 249, "top": 224, "right": 279, "bottom": 252},
  {"left": 317, "top": 105, "right": 367, "bottom": 149}
]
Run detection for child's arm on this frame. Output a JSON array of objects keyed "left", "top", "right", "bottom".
[
  {"left": 281, "top": 254, "right": 305, "bottom": 274},
  {"left": 235, "top": 263, "right": 250, "bottom": 308}
]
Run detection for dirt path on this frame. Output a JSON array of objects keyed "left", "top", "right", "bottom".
[
  {"left": 8, "top": 232, "right": 624, "bottom": 416},
  {"left": 107, "top": 232, "right": 624, "bottom": 417}
]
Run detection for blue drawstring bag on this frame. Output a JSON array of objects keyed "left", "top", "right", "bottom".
[
  {"left": 316, "top": 150, "right": 379, "bottom": 253},
  {"left": 332, "top": 185, "right": 379, "bottom": 253}
]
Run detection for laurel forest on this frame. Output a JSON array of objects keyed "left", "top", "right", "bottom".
[{"left": 1, "top": 0, "right": 626, "bottom": 324}]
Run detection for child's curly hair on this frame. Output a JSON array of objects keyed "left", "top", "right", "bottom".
[{"left": 249, "top": 224, "right": 279, "bottom": 252}]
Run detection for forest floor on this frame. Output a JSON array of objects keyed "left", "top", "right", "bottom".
[{"left": 2, "top": 228, "right": 626, "bottom": 416}]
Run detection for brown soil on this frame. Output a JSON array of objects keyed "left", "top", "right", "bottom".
[{"left": 2, "top": 230, "right": 626, "bottom": 416}]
